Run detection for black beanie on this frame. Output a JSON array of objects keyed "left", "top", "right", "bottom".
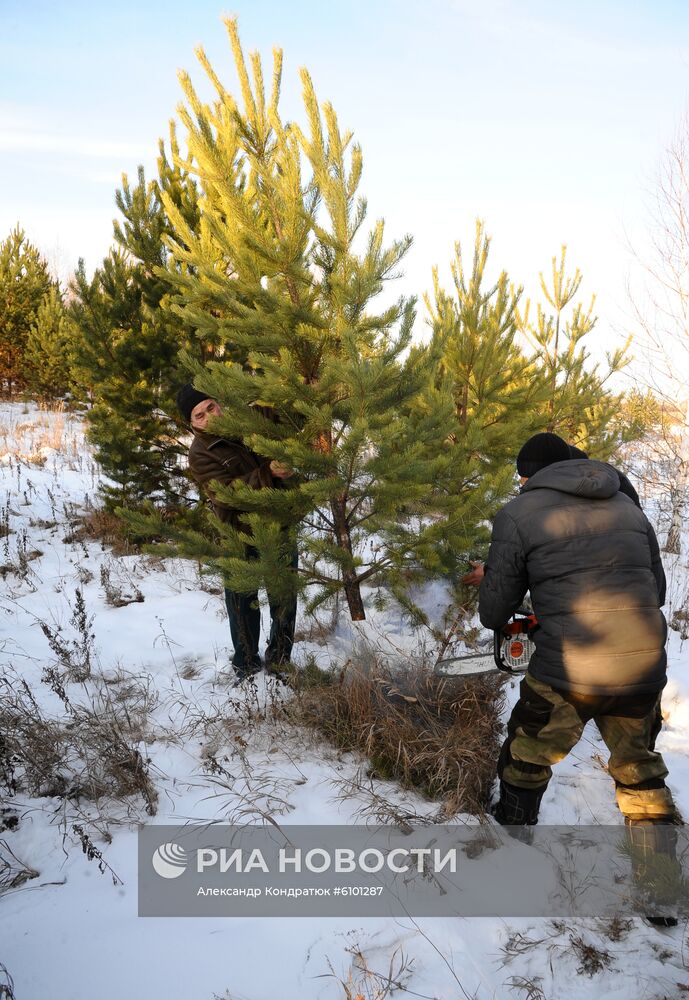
[
  {"left": 516, "top": 432, "right": 571, "bottom": 478},
  {"left": 176, "top": 383, "right": 213, "bottom": 423},
  {"left": 568, "top": 444, "right": 588, "bottom": 460}
]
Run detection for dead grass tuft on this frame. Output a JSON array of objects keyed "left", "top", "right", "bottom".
[
  {"left": 318, "top": 943, "right": 415, "bottom": 999},
  {"left": 0, "top": 667, "right": 158, "bottom": 817},
  {"left": 504, "top": 976, "right": 547, "bottom": 1000},
  {"left": 62, "top": 508, "right": 138, "bottom": 556},
  {"left": 0, "top": 840, "right": 39, "bottom": 894},
  {"left": 601, "top": 914, "right": 634, "bottom": 942},
  {"left": 0, "top": 961, "right": 16, "bottom": 1000},
  {"left": 99, "top": 563, "right": 144, "bottom": 607},
  {"left": 290, "top": 646, "right": 505, "bottom": 816},
  {"left": 568, "top": 932, "right": 613, "bottom": 976}
]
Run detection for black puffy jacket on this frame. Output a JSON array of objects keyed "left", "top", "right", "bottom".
[{"left": 478, "top": 459, "right": 667, "bottom": 695}]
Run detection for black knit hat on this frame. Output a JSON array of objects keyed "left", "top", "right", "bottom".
[
  {"left": 568, "top": 444, "right": 588, "bottom": 460},
  {"left": 516, "top": 432, "right": 572, "bottom": 478},
  {"left": 176, "top": 383, "right": 213, "bottom": 423}
]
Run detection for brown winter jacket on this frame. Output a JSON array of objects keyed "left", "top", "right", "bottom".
[
  {"left": 478, "top": 459, "right": 667, "bottom": 696},
  {"left": 188, "top": 431, "right": 277, "bottom": 531}
]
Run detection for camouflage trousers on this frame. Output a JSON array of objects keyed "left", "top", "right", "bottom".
[{"left": 498, "top": 671, "right": 677, "bottom": 822}]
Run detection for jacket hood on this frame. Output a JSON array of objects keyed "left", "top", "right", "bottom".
[{"left": 522, "top": 459, "right": 620, "bottom": 500}]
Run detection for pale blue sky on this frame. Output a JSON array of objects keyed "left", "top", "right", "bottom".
[{"left": 2, "top": 0, "right": 689, "bottom": 351}]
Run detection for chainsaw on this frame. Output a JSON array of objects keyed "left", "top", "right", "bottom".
[{"left": 435, "top": 610, "right": 538, "bottom": 678}]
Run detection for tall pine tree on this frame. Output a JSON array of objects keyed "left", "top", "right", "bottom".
[
  {"left": 0, "top": 227, "right": 54, "bottom": 394},
  {"left": 130, "top": 19, "right": 457, "bottom": 621},
  {"left": 69, "top": 128, "right": 206, "bottom": 508},
  {"left": 519, "top": 247, "right": 632, "bottom": 456},
  {"left": 425, "top": 221, "right": 547, "bottom": 520},
  {"left": 24, "top": 285, "right": 74, "bottom": 401}
]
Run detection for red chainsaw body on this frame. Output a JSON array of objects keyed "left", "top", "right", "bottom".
[{"left": 494, "top": 613, "right": 538, "bottom": 673}]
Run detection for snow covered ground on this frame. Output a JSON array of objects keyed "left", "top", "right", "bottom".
[{"left": 1, "top": 401, "right": 689, "bottom": 1000}]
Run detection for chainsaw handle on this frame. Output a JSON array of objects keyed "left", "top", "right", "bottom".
[{"left": 493, "top": 629, "right": 514, "bottom": 674}]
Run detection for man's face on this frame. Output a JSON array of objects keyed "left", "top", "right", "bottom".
[{"left": 190, "top": 398, "right": 222, "bottom": 431}]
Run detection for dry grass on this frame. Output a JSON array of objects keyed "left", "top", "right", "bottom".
[
  {"left": 0, "top": 840, "right": 39, "bottom": 894},
  {"left": 290, "top": 647, "right": 505, "bottom": 817},
  {"left": 567, "top": 932, "right": 613, "bottom": 976},
  {"left": 63, "top": 504, "right": 183, "bottom": 557},
  {"left": 99, "top": 562, "right": 144, "bottom": 607},
  {"left": 601, "top": 914, "right": 634, "bottom": 941},
  {"left": 504, "top": 976, "right": 547, "bottom": 1000},
  {"left": 501, "top": 930, "right": 552, "bottom": 962},
  {"left": 38, "top": 587, "right": 95, "bottom": 682},
  {"left": 0, "top": 961, "right": 15, "bottom": 1000},
  {"left": 0, "top": 667, "right": 158, "bottom": 818},
  {"left": 317, "top": 944, "right": 416, "bottom": 999},
  {"left": 72, "top": 824, "right": 124, "bottom": 884},
  {"left": 0, "top": 401, "right": 82, "bottom": 465},
  {"left": 62, "top": 508, "right": 139, "bottom": 556}
]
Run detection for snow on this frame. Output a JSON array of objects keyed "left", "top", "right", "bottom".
[{"left": 1, "top": 400, "right": 689, "bottom": 1000}]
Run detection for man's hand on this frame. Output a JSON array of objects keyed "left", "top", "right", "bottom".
[
  {"left": 461, "top": 561, "right": 485, "bottom": 587},
  {"left": 269, "top": 461, "right": 293, "bottom": 479}
]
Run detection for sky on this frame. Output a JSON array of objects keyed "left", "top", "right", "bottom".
[{"left": 2, "top": 0, "right": 689, "bottom": 355}]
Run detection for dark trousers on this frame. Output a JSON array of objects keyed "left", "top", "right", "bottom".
[{"left": 224, "top": 547, "right": 298, "bottom": 669}]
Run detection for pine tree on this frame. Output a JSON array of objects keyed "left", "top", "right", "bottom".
[
  {"left": 425, "top": 221, "right": 547, "bottom": 518},
  {"left": 520, "top": 247, "right": 632, "bottom": 457},
  {"left": 69, "top": 128, "right": 205, "bottom": 508},
  {"left": 69, "top": 249, "right": 184, "bottom": 507},
  {"left": 24, "top": 285, "right": 74, "bottom": 401},
  {"left": 0, "top": 226, "right": 54, "bottom": 394},
  {"left": 129, "top": 19, "right": 456, "bottom": 621}
]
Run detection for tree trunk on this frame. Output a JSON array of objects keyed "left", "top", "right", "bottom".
[
  {"left": 665, "top": 486, "right": 683, "bottom": 555},
  {"left": 342, "top": 572, "right": 366, "bottom": 621},
  {"left": 330, "top": 494, "right": 366, "bottom": 621},
  {"left": 546, "top": 315, "right": 561, "bottom": 433},
  {"left": 457, "top": 383, "right": 469, "bottom": 426}
]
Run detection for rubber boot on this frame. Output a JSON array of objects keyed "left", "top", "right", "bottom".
[
  {"left": 625, "top": 818, "right": 681, "bottom": 928},
  {"left": 492, "top": 780, "right": 545, "bottom": 826}
]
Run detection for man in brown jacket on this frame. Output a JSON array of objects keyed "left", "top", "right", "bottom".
[{"left": 177, "top": 384, "right": 297, "bottom": 682}]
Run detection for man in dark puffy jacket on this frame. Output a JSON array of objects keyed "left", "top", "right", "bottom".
[
  {"left": 568, "top": 442, "right": 668, "bottom": 751},
  {"left": 176, "top": 384, "right": 297, "bottom": 681},
  {"left": 478, "top": 432, "right": 676, "bottom": 836},
  {"left": 568, "top": 443, "right": 641, "bottom": 508}
]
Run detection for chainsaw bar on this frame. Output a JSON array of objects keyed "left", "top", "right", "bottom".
[
  {"left": 434, "top": 651, "right": 498, "bottom": 678},
  {"left": 435, "top": 615, "right": 536, "bottom": 678}
]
